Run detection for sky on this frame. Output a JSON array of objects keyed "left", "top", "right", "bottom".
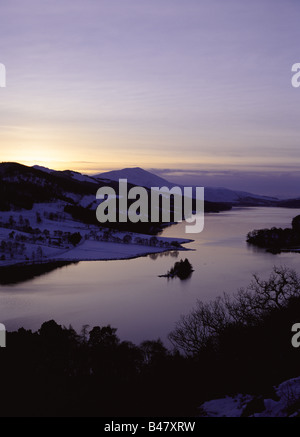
[{"left": 0, "top": 0, "right": 300, "bottom": 197}]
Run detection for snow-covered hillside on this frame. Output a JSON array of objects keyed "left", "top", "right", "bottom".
[
  {"left": 62, "top": 170, "right": 98, "bottom": 185},
  {"left": 33, "top": 165, "right": 98, "bottom": 185},
  {"left": 0, "top": 201, "right": 192, "bottom": 270},
  {"left": 32, "top": 165, "right": 54, "bottom": 174},
  {"left": 0, "top": 163, "right": 193, "bottom": 270}
]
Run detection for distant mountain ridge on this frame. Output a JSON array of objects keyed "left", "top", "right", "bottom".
[
  {"left": 95, "top": 167, "right": 277, "bottom": 204},
  {"left": 2, "top": 161, "right": 299, "bottom": 209},
  {"left": 32, "top": 164, "right": 277, "bottom": 203}
]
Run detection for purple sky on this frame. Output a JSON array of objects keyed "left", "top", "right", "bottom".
[{"left": 0, "top": 0, "right": 300, "bottom": 197}]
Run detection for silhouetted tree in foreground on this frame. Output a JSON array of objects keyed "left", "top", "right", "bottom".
[
  {"left": 0, "top": 320, "right": 195, "bottom": 416},
  {"left": 169, "top": 266, "right": 300, "bottom": 397},
  {"left": 169, "top": 266, "right": 300, "bottom": 355}
]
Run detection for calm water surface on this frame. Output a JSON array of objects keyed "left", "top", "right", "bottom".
[{"left": 1, "top": 207, "right": 300, "bottom": 344}]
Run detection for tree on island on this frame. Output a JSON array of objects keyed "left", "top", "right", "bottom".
[{"left": 160, "top": 258, "right": 194, "bottom": 280}]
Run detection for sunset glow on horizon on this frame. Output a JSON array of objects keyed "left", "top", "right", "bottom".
[{"left": 1, "top": 0, "right": 300, "bottom": 196}]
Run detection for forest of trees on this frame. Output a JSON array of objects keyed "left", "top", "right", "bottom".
[{"left": 247, "top": 215, "right": 300, "bottom": 251}]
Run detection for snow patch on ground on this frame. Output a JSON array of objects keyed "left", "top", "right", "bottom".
[
  {"left": 200, "top": 394, "right": 253, "bottom": 417},
  {"left": 68, "top": 171, "right": 98, "bottom": 184},
  {"left": 199, "top": 377, "right": 300, "bottom": 417}
]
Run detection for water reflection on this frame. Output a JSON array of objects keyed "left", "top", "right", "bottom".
[
  {"left": 0, "top": 261, "right": 78, "bottom": 286},
  {"left": 148, "top": 250, "right": 179, "bottom": 260},
  {"left": 246, "top": 242, "right": 274, "bottom": 255},
  {"left": 1, "top": 207, "right": 300, "bottom": 344}
]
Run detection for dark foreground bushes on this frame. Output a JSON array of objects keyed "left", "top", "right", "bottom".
[
  {"left": 0, "top": 322, "right": 197, "bottom": 417},
  {"left": 1, "top": 266, "right": 300, "bottom": 417},
  {"left": 169, "top": 266, "right": 300, "bottom": 398}
]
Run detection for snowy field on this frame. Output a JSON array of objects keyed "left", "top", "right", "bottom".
[{"left": 0, "top": 202, "right": 192, "bottom": 266}]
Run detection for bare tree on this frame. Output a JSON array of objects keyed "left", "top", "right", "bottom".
[
  {"left": 227, "top": 266, "right": 300, "bottom": 325},
  {"left": 169, "top": 266, "right": 300, "bottom": 356}
]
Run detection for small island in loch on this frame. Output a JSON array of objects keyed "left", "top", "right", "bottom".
[
  {"left": 246, "top": 215, "right": 300, "bottom": 253},
  {"left": 159, "top": 258, "right": 194, "bottom": 280}
]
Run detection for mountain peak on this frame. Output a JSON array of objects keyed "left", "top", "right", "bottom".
[{"left": 94, "top": 167, "right": 173, "bottom": 188}]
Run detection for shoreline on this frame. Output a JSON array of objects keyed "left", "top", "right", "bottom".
[
  {"left": 0, "top": 240, "right": 193, "bottom": 285},
  {"left": 0, "top": 238, "right": 193, "bottom": 267}
]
